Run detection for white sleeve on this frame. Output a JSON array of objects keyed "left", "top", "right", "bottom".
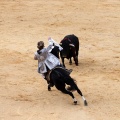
[
  {"left": 48, "top": 37, "right": 54, "bottom": 45},
  {"left": 34, "top": 52, "right": 39, "bottom": 59},
  {"left": 48, "top": 37, "right": 63, "bottom": 51},
  {"left": 34, "top": 51, "right": 45, "bottom": 61}
]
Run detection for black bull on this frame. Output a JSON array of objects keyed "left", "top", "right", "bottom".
[
  {"left": 60, "top": 34, "right": 79, "bottom": 67},
  {"left": 46, "top": 67, "right": 88, "bottom": 105}
]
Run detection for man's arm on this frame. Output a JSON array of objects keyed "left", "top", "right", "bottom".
[
  {"left": 34, "top": 52, "right": 45, "bottom": 61},
  {"left": 34, "top": 52, "right": 38, "bottom": 60},
  {"left": 34, "top": 55, "right": 38, "bottom": 60},
  {"left": 48, "top": 37, "right": 63, "bottom": 51}
]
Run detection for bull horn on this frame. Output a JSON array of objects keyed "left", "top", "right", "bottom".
[
  {"left": 59, "top": 43, "right": 62, "bottom": 45},
  {"left": 69, "top": 44, "right": 75, "bottom": 47}
]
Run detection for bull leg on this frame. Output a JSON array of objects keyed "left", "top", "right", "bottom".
[
  {"left": 48, "top": 81, "right": 54, "bottom": 91},
  {"left": 48, "top": 84, "right": 51, "bottom": 91},
  {"left": 70, "top": 46, "right": 78, "bottom": 66},
  {"left": 69, "top": 57, "right": 72, "bottom": 65},
  {"left": 61, "top": 57, "right": 65, "bottom": 67},
  {"left": 74, "top": 56, "right": 78, "bottom": 66},
  {"left": 55, "top": 82, "right": 77, "bottom": 104},
  {"left": 61, "top": 88, "right": 77, "bottom": 104},
  {"left": 73, "top": 84, "right": 88, "bottom": 106},
  {"left": 66, "top": 77, "right": 88, "bottom": 106}
]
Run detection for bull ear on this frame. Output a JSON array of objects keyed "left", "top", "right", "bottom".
[
  {"left": 69, "top": 44, "right": 75, "bottom": 47},
  {"left": 59, "top": 43, "right": 62, "bottom": 45}
]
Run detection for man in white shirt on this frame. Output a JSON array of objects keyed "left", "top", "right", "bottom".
[{"left": 34, "top": 37, "right": 72, "bottom": 80}]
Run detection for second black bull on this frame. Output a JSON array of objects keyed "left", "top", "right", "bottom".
[{"left": 60, "top": 34, "right": 79, "bottom": 67}]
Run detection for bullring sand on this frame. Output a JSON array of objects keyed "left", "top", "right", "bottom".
[{"left": 0, "top": 0, "right": 120, "bottom": 120}]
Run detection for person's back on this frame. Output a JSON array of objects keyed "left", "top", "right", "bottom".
[
  {"left": 34, "top": 37, "right": 72, "bottom": 81},
  {"left": 34, "top": 39, "right": 61, "bottom": 78}
]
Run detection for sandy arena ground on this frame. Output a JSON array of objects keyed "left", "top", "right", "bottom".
[{"left": 0, "top": 0, "right": 120, "bottom": 120}]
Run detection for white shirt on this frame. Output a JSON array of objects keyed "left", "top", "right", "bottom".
[{"left": 34, "top": 38, "right": 62, "bottom": 73}]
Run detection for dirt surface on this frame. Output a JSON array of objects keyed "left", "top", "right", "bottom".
[{"left": 0, "top": 0, "right": 120, "bottom": 120}]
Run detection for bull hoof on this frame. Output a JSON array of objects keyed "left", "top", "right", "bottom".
[
  {"left": 48, "top": 86, "right": 51, "bottom": 91},
  {"left": 75, "top": 63, "right": 78, "bottom": 66},
  {"left": 84, "top": 100, "right": 88, "bottom": 106},
  {"left": 74, "top": 101, "right": 77, "bottom": 105},
  {"left": 73, "top": 98, "right": 77, "bottom": 105}
]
